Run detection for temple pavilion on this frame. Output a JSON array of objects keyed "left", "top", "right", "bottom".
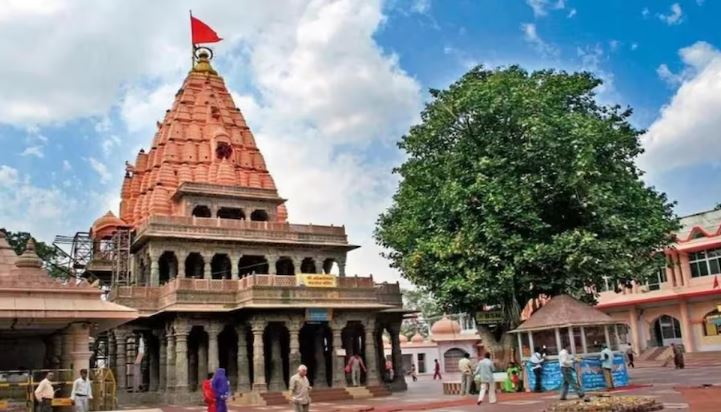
[{"left": 82, "top": 50, "right": 405, "bottom": 405}]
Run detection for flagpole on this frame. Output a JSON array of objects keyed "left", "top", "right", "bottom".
[{"left": 189, "top": 10, "right": 195, "bottom": 68}]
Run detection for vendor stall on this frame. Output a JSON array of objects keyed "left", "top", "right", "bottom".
[{"left": 511, "top": 295, "right": 630, "bottom": 392}]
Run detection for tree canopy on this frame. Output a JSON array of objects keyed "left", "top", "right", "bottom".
[
  {"left": 375, "top": 66, "right": 678, "bottom": 329},
  {"left": 400, "top": 288, "right": 443, "bottom": 337}
]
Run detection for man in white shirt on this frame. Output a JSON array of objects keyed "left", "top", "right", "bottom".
[
  {"left": 70, "top": 369, "right": 93, "bottom": 412},
  {"left": 289, "top": 365, "right": 311, "bottom": 412},
  {"left": 34, "top": 371, "right": 55, "bottom": 412},
  {"left": 529, "top": 347, "right": 545, "bottom": 392},
  {"left": 600, "top": 344, "right": 615, "bottom": 389},
  {"left": 558, "top": 344, "right": 584, "bottom": 401},
  {"left": 458, "top": 353, "right": 473, "bottom": 396}
]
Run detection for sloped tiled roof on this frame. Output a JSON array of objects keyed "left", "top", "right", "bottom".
[{"left": 513, "top": 294, "right": 616, "bottom": 332}]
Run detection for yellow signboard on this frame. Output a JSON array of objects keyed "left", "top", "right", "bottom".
[
  {"left": 298, "top": 274, "right": 337, "bottom": 288},
  {"left": 0, "top": 400, "right": 8, "bottom": 410},
  {"left": 52, "top": 398, "right": 73, "bottom": 407}
]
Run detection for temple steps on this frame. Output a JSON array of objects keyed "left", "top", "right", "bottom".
[
  {"left": 684, "top": 350, "right": 721, "bottom": 366},
  {"left": 365, "top": 385, "right": 393, "bottom": 397}
]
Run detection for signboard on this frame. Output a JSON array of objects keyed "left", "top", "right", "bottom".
[
  {"left": 297, "top": 274, "right": 337, "bottom": 288},
  {"left": 52, "top": 399, "right": 73, "bottom": 407},
  {"left": 524, "top": 354, "right": 629, "bottom": 392},
  {"left": 306, "top": 308, "right": 333, "bottom": 322}
]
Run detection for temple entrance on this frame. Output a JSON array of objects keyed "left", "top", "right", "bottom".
[
  {"left": 218, "top": 326, "right": 238, "bottom": 388},
  {"left": 264, "top": 323, "right": 290, "bottom": 391},
  {"left": 299, "top": 323, "right": 331, "bottom": 387},
  {"left": 651, "top": 315, "right": 683, "bottom": 347},
  {"left": 443, "top": 348, "right": 468, "bottom": 373},
  {"left": 342, "top": 322, "right": 366, "bottom": 385}
]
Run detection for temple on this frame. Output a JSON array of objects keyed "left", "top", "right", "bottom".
[{"left": 79, "top": 50, "right": 405, "bottom": 405}]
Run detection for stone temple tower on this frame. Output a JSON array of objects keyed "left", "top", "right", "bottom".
[{"left": 86, "top": 50, "right": 406, "bottom": 405}]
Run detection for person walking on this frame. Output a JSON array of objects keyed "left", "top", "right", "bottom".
[
  {"left": 458, "top": 353, "right": 473, "bottom": 396},
  {"left": 410, "top": 364, "right": 418, "bottom": 382},
  {"left": 559, "top": 344, "right": 585, "bottom": 401},
  {"left": 211, "top": 368, "right": 230, "bottom": 412},
  {"left": 625, "top": 343, "right": 635, "bottom": 368},
  {"left": 34, "top": 371, "right": 55, "bottom": 412},
  {"left": 474, "top": 352, "right": 496, "bottom": 405},
  {"left": 346, "top": 353, "right": 367, "bottom": 387},
  {"left": 600, "top": 344, "right": 614, "bottom": 390},
  {"left": 433, "top": 359, "right": 442, "bottom": 380},
  {"left": 529, "top": 347, "right": 545, "bottom": 392},
  {"left": 202, "top": 372, "right": 216, "bottom": 412},
  {"left": 289, "top": 365, "right": 312, "bottom": 412},
  {"left": 70, "top": 369, "right": 93, "bottom": 412}
]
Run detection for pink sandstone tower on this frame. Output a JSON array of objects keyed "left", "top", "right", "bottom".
[{"left": 85, "top": 50, "right": 405, "bottom": 405}]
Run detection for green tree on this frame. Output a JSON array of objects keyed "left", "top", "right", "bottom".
[
  {"left": 1, "top": 229, "right": 65, "bottom": 277},
  {"left": 401, "top": 288, "right": 443, "bottom": 337},
  {"left": 375, "top": 66, "right": 678, "bottom": 350}
]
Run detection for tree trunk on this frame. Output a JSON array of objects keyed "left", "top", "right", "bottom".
[{"left": 477, "top": 326, "right": 517, "bottom": 366}]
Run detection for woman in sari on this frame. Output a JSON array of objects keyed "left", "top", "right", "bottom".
[
  {"left": 202, "top": 373, "right": 216, "bottom": 412},
  {"left": 211, "top": 368, "right": 231, "bottom": 412}
]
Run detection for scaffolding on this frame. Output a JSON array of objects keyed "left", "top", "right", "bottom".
[
  {"left": 111, "top": 228, "right": 132, "bottom": 286},
  {"left": 52, "top": 232, "right": 94, "bottom": 281}
]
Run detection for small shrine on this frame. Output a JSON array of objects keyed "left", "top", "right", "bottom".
[{"left": 510, "top": 294, "right": 630, "bottom": 391}]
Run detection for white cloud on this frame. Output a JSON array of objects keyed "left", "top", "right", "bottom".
[
  {"left": 567, "top": 8, "right": 576, "bottom": 18},
  {"left": 521, "top": 23, "right": 558, "bottom": 57},
  {"left": 642, "top": 8, "right": 650, "bottom": 18},
  {"left": 526, "top": 0, "right": 565, "bottom": 18},
  {"left": 631, "top": 42, "right": 639, "bottom": 51},
  {"left": 657, "top": 63, "right": 683, "bottom": 86},
  {"left": 0, "top": 164, "right": 78, "bottom": 243},
  {"left": 86, "top": 157, "right": 111, "bottom": 184},
  {"left": 640, "top": 41, "right": 721, "bottom": 174},
  {"left": 410, "top": 0, "right": 431, "bottom": 14},
  {"left": 0, "top": 0, "right": 422, "bottom": 282},
  {"left": 658, "top": 3, "right": 683, "bottom": 26},
  {"left": 609, "top": 40, "right": 620, "bottom": 52},
  {"left": 62, "top": 160, "right": 72, "bottom": 171},
  {"left": 20, "top": 145, "right": 44, "bottom": 158}
]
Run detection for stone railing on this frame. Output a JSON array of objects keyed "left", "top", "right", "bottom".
[
  {"left": 109, "top": 274, "right": 401, "bottom": 313},
  {"left": 134, "top": 215, "right": 350, "bottom": 245},
  {"left": 173, "top": 182, "right": 281, "bottom": 201}
]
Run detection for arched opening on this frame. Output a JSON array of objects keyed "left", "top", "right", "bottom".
[
  {"left": 211, "top": 254, "right": 232, "bottom": 279},
  {"left": 158, "top": 251, "right": 178, "bottom": 284},
  {"left": 185, "top": 253, "right": 204, "bottom": 278},
  {"left": 264, "top": 323, "right": 290, "bottom": 391},
  {"left": 651, "top": 315, "right": 683, "bottom": 347},
  {"left": 217, "top": 207, "right": 245, "bottom": 220},
  {"left": 323, "top": 258, "right": 339, "bottom": 275},
  {"left": 192, "top": 205, "right": 211, "bottom": 218},
  {"left": 275, "top": 257, "right": 294, "bottom": 276},
  {"left": 250, "top": 209, "right": 269, "bottom": 222},
  {"left": 300, "top": 258, "right": 317, "bottom": 274},
  {"left": 300, "top": 323, "right": 331, "bottom": 388},
  {"left": 188, "top": 326, "right": 208, "bottom": 392},
  {"left": 218, "top": 326, "right": 238, "bottom": 388},
  {"left": 703, "top": 309, "right": 721, "bottom": 336},
  {"left": 238, "top": 255, "right": 269, "bottom": 277},
  {"left": 443, "top": 348, "right": 468, "bottom": 373}
]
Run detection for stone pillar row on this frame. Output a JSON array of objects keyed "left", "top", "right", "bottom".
[{"left": 111, "top": 318, "right": 383, "bottom": 394}]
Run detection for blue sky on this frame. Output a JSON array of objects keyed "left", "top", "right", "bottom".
[{"left": 0, "top": 0, "right": 720, "bottom": 282}]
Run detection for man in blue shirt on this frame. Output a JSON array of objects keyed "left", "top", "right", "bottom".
[{"left": 600, "top": 344, "right": 614, "bottom": 389}]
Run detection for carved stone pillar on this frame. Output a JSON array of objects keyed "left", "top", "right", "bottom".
[
  {"left": 267, "top": 255, "right": 278, "bottom": 275},
  {"left": 114, "top": 330, "right": 129, "bottom": 392},
  {"left": 178, "top": 254, "right": 186, "bottom": 278},
  {"left": 337, "top": 256, "right": 347, "bottom": 277},
  {"left": 166, "top": 332, "right": 176, "bottom": 391},
  {"left": 236, "top": 325, "right": 250, "bottom": 392},
  {"left": 230, "top": 254, "right": 240, "bottom": 280},
  {"left": 207, "top": 322, "right": 221, "bottom": 373},
  {"left": 364, "top": 318, "right": 379, "bottom": 386},
  {"left": 149, "top": 333, "right": 159, "bottom": 391},
  {"left": 174, "top": 322, "right": 191, "bottom": 391},
  {"left": 251, "top": 321, "right": 267, "bottom": 392},
  {"left": 313, "top": 327, "right": 328, "bottom": 388},
  {"left": 292, "top": 257, "right": 303, "bottom": 274},
  {"left": 51, "top": 334, "right": 63, "bottom": 369},
  {"left": 158, "top": 332, "right": 167, "bottom": 390},
  {"left": 61, "top": 329, "right": 74, "bottom": 369},
  {"left": 149, "top": 252, "right": 160, "bottom": 286},
  {"left": 331, "top": 324, "right": 346, "bottom": 388},
  {"left": 288, "top": 321, "right": 302, "bottom": 378},
  {"left": 268, "top": 327, "right": 285, "bottom": 391},
  {"left": 203, "top": 253, "right": 213, "bottom": 279},
  {"left": 388, "top": 322, "right": 407, "bottom": 390},
  {"left": 69, "top": 323, "right": 93, "bottom": 375}
]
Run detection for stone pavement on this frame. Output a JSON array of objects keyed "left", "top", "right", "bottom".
[{"left": 121, "top": 365, "right": 721, "bottom": 411}]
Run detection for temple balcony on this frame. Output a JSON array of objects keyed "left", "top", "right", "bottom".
[
  {"left": 108, "top": 274, "right": 402, "bottom": 316},
  {"left": 133, "top": 215, "right": 355, "bottom": 248}
]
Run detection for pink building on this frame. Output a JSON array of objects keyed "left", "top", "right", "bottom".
[{"left": 597, "top": 209, "right": 721, "bottom": 355}]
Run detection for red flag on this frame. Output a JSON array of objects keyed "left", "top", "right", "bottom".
[
  {"left": 714, "top": 275, "right": 719, "bottom": 289},
  {"left": 191, "top": 16, "right": 222, "bottom": 44}
]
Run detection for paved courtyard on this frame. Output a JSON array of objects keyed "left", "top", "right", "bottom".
[{"left": 125, "top": 365, "right": 721, "bottom": 412}]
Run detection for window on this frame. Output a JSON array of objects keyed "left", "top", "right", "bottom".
[
  {"left": 689, "top": 248, "right": 721, "bottom": 278},
  {"left": 703, "top": 310, "right": 721, "bottom": 336},
  {"left": 417, "top": 353, "right": 426, "bottom": 373},
  {"left": 217, "top": 207, "right": 245, "bottom": 220},
  {"left": 648, "top": 268, "right": 667, "bottom": 291},
  {"left": 192, "top": 205, "right": 211, "bottom": 218},
  {"left": 250, "top": 209, "right": 269, "bottom": 222}
]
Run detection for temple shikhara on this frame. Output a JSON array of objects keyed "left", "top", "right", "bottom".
[{"left": 74, "top": 50, "right": 404, "bottom": 405}]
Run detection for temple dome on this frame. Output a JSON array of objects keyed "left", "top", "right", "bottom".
[
  {"left": 399, "top": 334, "right": 409, "bottom": 343},
  {"left": 91, "top": 211, "right": 127, "bottom": 240},
  {"left": 431, "top": 316, "right": 461, "bottom": 335},
  {"left": 411, "top": 332, "right": 424, "bottom": 343},
  {"left": 15, "top": 239, "right": 42, "bottom": 269}
]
